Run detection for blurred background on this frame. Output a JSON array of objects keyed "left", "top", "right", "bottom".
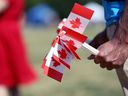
[{"left": 20, "top": 0, "right": 123, "bottom": 96}]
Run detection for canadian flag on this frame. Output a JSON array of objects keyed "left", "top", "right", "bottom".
[
  {"left": 42, "top": 3, "right": 96, "bottom": 82},
  {"left": 64, "top": 3, "right": 94, "bottom": 34},
  {"left": 60, "top": 27, "right": 88, "bottom": 49},
  {"left": 42, "top": 56, "right": 65, "bottom": 82},
  {"left": 42, "top": 44, "right": 65, "bottom": 82},
  {"left": 42, "top": 37, "right": 74, "bottom": 82},
  {"left": 57, "top": 3, "right": 93, "bottom": 49},
  {"left": 52, "top": 38, "right": 74, "bottom": 69}
]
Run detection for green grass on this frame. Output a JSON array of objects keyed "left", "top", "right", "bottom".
[{"left": 20, "top": 25, "right": 123, "bottom": 96}]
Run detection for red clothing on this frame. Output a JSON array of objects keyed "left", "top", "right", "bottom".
[{"left": 0, "top": 0, "right": 37, "bottom": 87}]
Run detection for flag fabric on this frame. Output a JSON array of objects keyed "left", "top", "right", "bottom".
[
  {"left": 42, "top": 38, "right": 65, "bottom": 82},
  {"left": 42, "top": 3, "right": 94, "bottom": 82},
  {"left": 42, "top": 41, "right": 65, "bottom": 82},
  {"left": 57, "top": 21, "right": 88, "bottom": 49},
  {"left": 52, "top": 38, "right": 74, "bottom": 69},
  {"left": 60, "top": 27, "right": 88, "bottom": 49},
  {"left": 57, "top": 3, "right": 94, "bottom": 49},
  {"left": 42, "top": 37, "right": 75, "bottom": 82},
  {"left": 42, "top": 56, "right": 65, "bottom": 82},
  {"left": 63, "top": 3, "right": 94, "bottom": 34}
]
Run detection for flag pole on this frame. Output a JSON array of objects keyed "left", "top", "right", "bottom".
[{"left": 82, "top": 42, "right": 99, "bottom": 55}]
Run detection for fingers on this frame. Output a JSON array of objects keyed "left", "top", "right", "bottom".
[
  {"left": 88, "top": 50, "right": 121, "bottom": 70},
  {"left": 94, "top": 56, "right": 115, "bottom": 70},
  {"left": 87, "top": 39, "right": 128, "bottom": 70},
  {"left": 98, "top": 62, "right": 119, "bottom": 70},
  {"left": 94, "top": 56, "right": 102, "bottom": 64},
  {"left": 88, "top": 55, "right": 95, "bottom": 60}
]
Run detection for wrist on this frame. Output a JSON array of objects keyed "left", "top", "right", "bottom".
[
  {"left": 113, "top": 31, "right": 128, "bottom": 44},
  {"left": 114, "top": 23, "right": 128, "bottom": 44}
]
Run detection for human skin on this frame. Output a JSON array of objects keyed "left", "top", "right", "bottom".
[
  {"left": 88, "top": 1, "right": 128, "bottom": 70},
  {"left": 0, "top": 0, "right": 8, "bottom": 12}
]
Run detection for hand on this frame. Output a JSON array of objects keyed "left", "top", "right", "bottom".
[
  {"left": 89, "top": 23, "right": 128, "bottom": 70},
  {"left": 88, "top": 28, "right": 109, "bottom": 66},
  {"left": 91, "top": 39, "right": 128, "bottom": 70},
  {"left": 88, "top": 2, "right": 128, "bottom": 70}
]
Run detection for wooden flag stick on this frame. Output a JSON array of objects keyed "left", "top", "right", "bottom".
[{"left": 82, "top": 42, "right": 99, "bottom": 55}]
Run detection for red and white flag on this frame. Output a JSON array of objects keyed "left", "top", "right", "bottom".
[
  {"left": 42, "top": 56, "right": 65, "bottom": 82},
  {"left": 63, "top": 3, "right": 94, "bottom": 34},
  {"left": 52, "top": 38, "right": 74, "bottom": 69},
  {"left": 57, "top": 3, "right": 93, "bottom": 49},
  {"left": 42, "top": 37, "right": 74, "bottom": 82},
  {"left": 42, "top": 3, "right": 95, "bottom": 82},
  {"left": 60, "top": 27, "right": 88, "bottom": 49},
  {"left": 42, "top": 41, "right": 65, "bottom": 82}
]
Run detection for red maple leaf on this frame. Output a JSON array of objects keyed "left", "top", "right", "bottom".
[
  {"left": 70, "top": 17, "right": 81, "bottom": 29},
  {"left": 52, "top": 58, "right": 60, "bottom": 67},
  {"left": 66, "top": 40, "right": 75, "bottom": 46},
  {"left": 53, "top": 61, "right": 60, "bottom": 67},
  {"left": 58, "top": 49, "right": 67, "bottom": 59}
]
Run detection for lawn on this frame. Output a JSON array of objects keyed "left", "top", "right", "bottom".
[{"left": 20, "top": 24, "right": 123, "bottom": 96}]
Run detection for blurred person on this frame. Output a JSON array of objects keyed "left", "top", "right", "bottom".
[
  {"left": 88, "top": 0, "right": 128, "bottom": 96},
  {"left": 0, "top": 86, "right": 9, "bottom": 96},
  {"left": 0, "top": 0, "right": 37, "bottom": 96}
]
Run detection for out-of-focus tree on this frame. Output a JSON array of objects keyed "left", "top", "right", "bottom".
[
  {"left": 25, "top": 0, "right": 101, "bottom": 18},
  {"left": 25, "top": 0, "right": 43, "bottom": 10},
  {"left": 44, "top": 0, "right": 101, "bottom": 18}
]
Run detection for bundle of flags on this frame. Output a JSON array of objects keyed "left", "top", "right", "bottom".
[{"left": 42, "top": 3, "right": 99, "bottom": 82}]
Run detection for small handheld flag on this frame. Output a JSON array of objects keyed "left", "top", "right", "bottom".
[{"left": 42, "top": 3, "right": 99, "bottom": 82}]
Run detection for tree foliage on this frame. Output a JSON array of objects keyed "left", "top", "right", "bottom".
[{"left": 25, "top": 0, "right": 101, "bottom": 18}]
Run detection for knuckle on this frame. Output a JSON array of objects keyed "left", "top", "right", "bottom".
[
  {"left": 98, "top": 52, "right": 104, "bottom": 57},
  {"left": 104, "top": 56, "right": 110, "bottom": 62},
  {"left": 112, "top": 60, "right": 122, "bottom": 66},
  {"left": 100, "top": 64, "right": 106, "bottom": 68},
  {"left": 106, "top": 67, "right": 113, "bottom": 70},
  {"left": 112, "top": 61, "right": 118, "bottom": 65},
  {"left": 94, "top": 59, "right": 99, "bottom": 64}
]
